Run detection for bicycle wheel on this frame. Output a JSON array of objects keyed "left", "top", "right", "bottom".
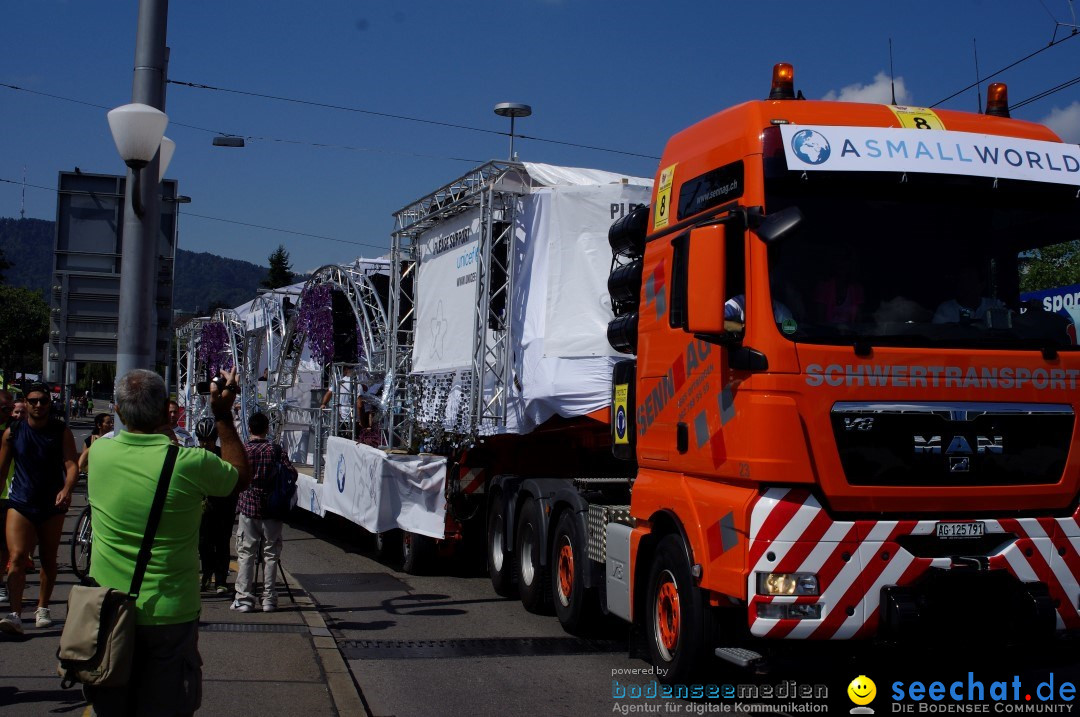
[{"left": 70, "top": 505, "right": 93, "bottom": 583}]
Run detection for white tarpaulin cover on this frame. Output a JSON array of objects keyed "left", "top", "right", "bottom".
[
  {"left": 320, "top": 437, "right": 447, "bottom": 539},
  {"left": 412, "top": 209, "right": 482, "bottom": 373},
  {"left": 410, "top": 163, "right": 652, "bottom": 434},
  {"left": 503, "top": 181, "right": 652, "bottom": 433}
]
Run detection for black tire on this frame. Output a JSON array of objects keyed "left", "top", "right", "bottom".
[
  {"left": 374, "top": 529, "right": 400, "bottom": 563},
  {"left": 70, "top": 506, "right": 93, "bottom": 583},
  {"left": 551, "top": 510, "right": 598, "bottom": 634},
  {"left": 400, "top": 531, "right": 430, "bottom": 574},
  {"left": 646, "top": 534, "right": 707, "bottom": 684},
  {"left": 487, "top": 499, "right": 516, "bottom": 597},
  {"left": 515, "top": 497, "right": 552, "bottom": 614}
]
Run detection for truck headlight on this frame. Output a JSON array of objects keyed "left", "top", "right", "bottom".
[{"left": 757, "top": 572, "right": 819, "bottom": 596}]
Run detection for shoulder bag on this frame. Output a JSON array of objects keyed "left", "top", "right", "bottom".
[{"left": 56, "top": 443, "right": 179, "bottom": 688}]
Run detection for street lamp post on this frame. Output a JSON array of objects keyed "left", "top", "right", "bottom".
[{"left": 109, "top": 0, "right": 171, "bottom": 392}]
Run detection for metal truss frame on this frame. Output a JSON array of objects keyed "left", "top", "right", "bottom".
[
  {"left": 272, "top": 262, "right": 390, "bottom": 446},
  {"left": 389, "top": 161, "right": 530, "bottom": 449}
]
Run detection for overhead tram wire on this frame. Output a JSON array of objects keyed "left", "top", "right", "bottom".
[
  {"left": 2, "top": 80, "right": 645, "bottom": 162},
  {"left": 168, "top": 79, "right": 660, "bottom": 161},
  {"left": 0, "top": 81, "right": 226, "bottom": 136},
  {"left": 1009, "top": 73, "right": 1080, "bottom": 110},
  {"left": 0, "top": 82, "right": 483, "bottom": 164},
  {"left": 0, "top": 177, "right": 386, "bottom": 252},
  {"left": 929, "top": 30, "right": 1079, "bottom": 108}
]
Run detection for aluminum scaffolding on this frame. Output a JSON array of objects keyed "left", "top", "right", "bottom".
[{"left": 388, "top": 161, "right": 532, "bottom": 450}]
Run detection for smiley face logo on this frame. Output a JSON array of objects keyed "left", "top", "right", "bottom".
[{"left": 847, "top": 675, "right": 876, "bottom": 706}]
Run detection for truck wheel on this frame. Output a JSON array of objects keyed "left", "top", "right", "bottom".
[
  {"left": 551, "top": 510, "right": 597, "bottom": 633},
  {"left": 487, "top": 500, "right": 517, "bottom": 597},
  {"left": 400, "top": 531, "right": 429, "bottom": 574},
  {"left": 374, "top": 529, "right": 400, "bottom": 562},
  {"left": 515, "top": 498, "right": 552, "bottom": 614},
  {"left": 646, "top": 534, "right": 706, "bottom": 684}
]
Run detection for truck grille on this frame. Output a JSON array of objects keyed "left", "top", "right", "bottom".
[{"left": 831, "top": 402, "right": 1073, "bottom": 487}]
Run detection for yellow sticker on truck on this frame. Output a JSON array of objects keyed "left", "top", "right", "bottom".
[
  {"left": 888, "top": 105, "right": 945, "bottom": 130},
  {"left": 653, "top": 163, "right": 677, "bottom": 231}
]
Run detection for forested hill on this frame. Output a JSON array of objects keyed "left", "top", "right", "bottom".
[{"left": 0, "top": 217, "right": 268, "bottom": 312}]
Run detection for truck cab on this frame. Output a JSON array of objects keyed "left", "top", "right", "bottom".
[{"left": 612, "top": 65, "right": 1080, "bottom": 678}]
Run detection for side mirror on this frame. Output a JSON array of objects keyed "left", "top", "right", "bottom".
[
  {"left": 679, "top": 224, "right": 727, "bottom": 334},
  {"left": 754, "top": 206, "right": 803, "bottom": 244}
]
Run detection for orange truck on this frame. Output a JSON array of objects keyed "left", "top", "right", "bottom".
[{"left": 478, "top": 63, "right": 1080, "bottom": 682}]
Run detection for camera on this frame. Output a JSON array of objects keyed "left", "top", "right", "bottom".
[{"left": 196, "top": 376, "right": 228, "bottom": 395}]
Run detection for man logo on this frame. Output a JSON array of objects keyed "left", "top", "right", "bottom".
[
  {"left": 791, "top": 129, "right": 831, "bottom": 165},
  {"left": 913, "top": 435, "right": 1004, "bottom": 455}
]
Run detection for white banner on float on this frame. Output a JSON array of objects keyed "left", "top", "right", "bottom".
[
  {"left": 321, "top": 437, "right": 447, "bottom": 539},
  {"left": 780, "top": 125, "right": 1080, "bottom": 186},
  {"left": 295, "top": 472, "right": 326, "bottom": 518},
  {"left": 412, "top": 208, "right": 482, "bottom": 374}
]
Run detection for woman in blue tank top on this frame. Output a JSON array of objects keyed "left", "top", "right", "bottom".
[{"left": 0, "top": 384, "right": 77, "bottom": 634}]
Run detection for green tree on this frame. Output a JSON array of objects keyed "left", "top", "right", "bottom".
[
  {"left": 0, "top": 244, "right": 10, "bottom": 284},
  {"left": 262, "top": 244, "right": 295, "bottom": 289},
  {"left": 1020, "top": 240, "right": 1080, "bottom": 293},
  {"left": 0, "top": 286, "right": 49, "bottom": 389}
]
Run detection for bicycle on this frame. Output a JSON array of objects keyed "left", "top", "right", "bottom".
[{"left": 71, "top": 503, "right": 93, "bottom": 584}]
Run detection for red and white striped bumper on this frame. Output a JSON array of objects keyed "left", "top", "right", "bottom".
[{"left": 746, "top": 487, "right": 1080, "bottom": 639}]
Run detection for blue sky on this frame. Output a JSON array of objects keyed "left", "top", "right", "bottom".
[{"left": 3, "top": 0, "right": 1080, "bottom": 270}]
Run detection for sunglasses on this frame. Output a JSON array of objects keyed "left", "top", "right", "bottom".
[{"left": 26, "top": 397, "right": 51, "bottom": 406}]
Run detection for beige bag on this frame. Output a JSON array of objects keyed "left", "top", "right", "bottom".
[
  {"left": 56, "top": 586, "right": 136, "bottom": 687},
  {"left": 56, "top": 444, "right": 179, "bottom": 689}
]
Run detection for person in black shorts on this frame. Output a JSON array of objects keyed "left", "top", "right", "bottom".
[
  {"left": 0, "top": 384, "right": 78, "bottom": 634},
  {"left": 0, "top": 390, "right": 14, "bottom": 609},
  {"left": 196, "top": 417, "right": 237, "bottom": 595}
]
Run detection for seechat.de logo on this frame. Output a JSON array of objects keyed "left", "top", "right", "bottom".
[{"left": 792, "top": 129, "right": 832, "bottom": 165}]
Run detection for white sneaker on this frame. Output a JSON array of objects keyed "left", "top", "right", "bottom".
[
  {"left": 34, "top": 607, "right": 53, "bottom": 628},
  {"left": 0, "top": 612, "right": 23, "bottom": 635},
  {"left": 230, "top": 599, "right": 253, "bottom": 613},
  {"left": 262, "top": 599, "right": 277, "bottom": 613}
]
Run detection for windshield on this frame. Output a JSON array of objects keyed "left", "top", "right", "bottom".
[{"left": 762, "top": 145, "right": 1080, "bottom": 351}]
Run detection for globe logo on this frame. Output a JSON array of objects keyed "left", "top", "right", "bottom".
[
  {"left": 791, "top": 129, "right": 831, "bottom": 165},
  {"left": 336, "top": 453, "right": 347, "bottom": 493},
  {"left": 615, "top": 406, "right": 627, "bottom": 440}
]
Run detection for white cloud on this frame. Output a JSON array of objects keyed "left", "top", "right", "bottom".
[
  {"left": 1040, "top": 101, "right": 1080, "bottom": 143},
  {"left": 822, "top": 71, "right": 911, "bottom": 105}
]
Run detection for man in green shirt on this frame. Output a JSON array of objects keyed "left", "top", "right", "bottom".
[{"left": 84, "top": 368, "right": 250, "bottom": 716}]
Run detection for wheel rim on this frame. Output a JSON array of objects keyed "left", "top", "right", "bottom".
[
  {"left": 654, "top": 569, "right": 680, "bottom": 662},
  {"left": 491, "top": 515, "right": 504, "bottom": 572},
  {"left": 520, "top": 523, "right": 535, "bottom": 587},
  {"left": 556, "top": 537, "right": 574, "bottom": 607}
]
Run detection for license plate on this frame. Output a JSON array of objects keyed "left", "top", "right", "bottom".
[{"left": 936, "top": 521, "right": 985, "bottom": 539}]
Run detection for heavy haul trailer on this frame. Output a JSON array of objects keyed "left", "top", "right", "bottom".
[
  {"left": 433, "top": 65, "right": 1080, "bottom": 683},
  {"left": 381, "top": 161, "right": 652, "bottom": 563}
]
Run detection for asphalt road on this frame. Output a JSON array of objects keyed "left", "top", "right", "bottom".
[
  {"left": 282, "top": 511, "right": 1080, "bottom": 717},
  {"left": 57, "top": 420, "right": 1080, "bottom": 716}
]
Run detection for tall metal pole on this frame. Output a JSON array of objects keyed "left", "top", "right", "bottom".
[{"left": 115, "top": 0, "right": 168, "bottom": 386}]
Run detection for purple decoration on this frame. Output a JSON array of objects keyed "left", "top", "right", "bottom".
[
  {"left": 197, "top": 321, "right": 233, "bottom": 376},
  {"left": 296, "top": 284, "right": 334, "bottom": 366}
]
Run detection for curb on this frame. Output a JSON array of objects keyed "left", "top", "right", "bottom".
[{"left": 279, "top": 563, "right": 372, "bottom": 717}]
